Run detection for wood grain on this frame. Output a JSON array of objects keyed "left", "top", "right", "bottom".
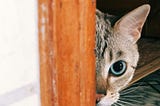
[
  {"left": 129, "top": 57, "right": 160, "bottom": 86},
  {"left": 38, "top": 0, "right": 96, "bottom": 106},
  {"left": 38, "top": 0, "right": 54, "bottom": 106}
]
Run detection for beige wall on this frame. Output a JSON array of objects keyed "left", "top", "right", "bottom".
[{"left": 0, "top": 0, "right": 40, "bottom": 106}]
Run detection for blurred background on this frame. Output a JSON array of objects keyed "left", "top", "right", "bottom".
[{"left": 0, "top": 0, "right": 40, "bottom": 106}]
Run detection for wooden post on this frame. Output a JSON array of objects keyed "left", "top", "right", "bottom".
[
  {"left": 38, "top": 0, "right": 96, "bottom": 106},
  {"left": 38, "top": 0, "right": 54, "bottom": 106}
]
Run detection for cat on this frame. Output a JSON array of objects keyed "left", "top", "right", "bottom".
[{"left": 95, "top": 4, "right": 150, "bottom": 106}]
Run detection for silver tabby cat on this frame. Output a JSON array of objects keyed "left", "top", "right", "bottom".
[{"left": 96, "top": 4, "right": 150, "bottom": 106}]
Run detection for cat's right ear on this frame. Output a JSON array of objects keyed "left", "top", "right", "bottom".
[{"left": 114, "top": 4, "right": 150, "bottom": 44}]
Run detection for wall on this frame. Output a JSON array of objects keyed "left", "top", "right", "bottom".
[{"left": 0, "top": 0, "right": 40, "bottom": 106}]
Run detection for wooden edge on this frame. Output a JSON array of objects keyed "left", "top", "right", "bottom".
[
  {"left": 127, "top": 57, "right": 160, "bottom": 87},
  {"left": 39, "top": 0, "right": 96, "bottom": 106},
  {"left": 38, "top": 0, "right": 54, "bottom": 106}
]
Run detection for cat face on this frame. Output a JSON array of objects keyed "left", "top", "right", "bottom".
[{"left": 96, "top": 4, "right": 150, "bottom": 106}]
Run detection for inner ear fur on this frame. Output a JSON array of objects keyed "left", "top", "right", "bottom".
[{"left": 114, "top": 4, "right": 150, "bottom": 43}]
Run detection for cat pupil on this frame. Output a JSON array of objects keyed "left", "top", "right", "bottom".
[
  {"left": 109, "top": 60, "right": 126, "bottom": 76},
  {"left": 113, "top": 61, "right": 123, "bottom": 72}
]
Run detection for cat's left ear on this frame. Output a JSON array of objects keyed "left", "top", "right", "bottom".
[{"left": 114, "top": 4, "right": 150, "bottom": 43}]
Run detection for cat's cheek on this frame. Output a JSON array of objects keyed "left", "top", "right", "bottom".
[
  {"left": 101, "top": 64, "right": 110, "bottom": 80},
  {"left": 107, "top": 68, "right": 135, "bottom": 92},
  {"left": 127, "top": 69, "right": 135, "bottom": 82},
  {"left": 118, "top": 68, "right": 135, "bottom": 90}
]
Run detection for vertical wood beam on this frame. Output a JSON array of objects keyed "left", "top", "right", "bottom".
[
  {"left": 38, "top": 0, "right": 96, "bottom": 106},
  {"left": 38, "top": 0, "right": 54, "bottom": 106}
]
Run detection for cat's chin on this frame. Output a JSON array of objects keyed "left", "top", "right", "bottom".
[{"left": 97, "top": 92, "right": 119, "bottom": 106}]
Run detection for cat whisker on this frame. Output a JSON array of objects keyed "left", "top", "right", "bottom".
[
  {"left": 112, "top": 103, "right": 118, "bottom": 106},
  {"left": 113, "top": 102, "right": 123, "bottom": 106},
  {"left": 121, "top": 86, "right": 138, "bottom": 93},
  {"left": 115, "top": 103, "right": 120, "bottom": 106},
  {"left": 117, "top": 99, "right": 134, "bottom": 106},
  {"left": 112, "top": 104, "right": 115, "bottom": 106},
  {"left": 121, "top": 95, "right": 143, "bottom": 98},
  {"left": 119, "top": 97, "right": 143, "bottom": 104},
  {"left": 121, "top": 81, "right": 144, "bottom": 93},
  {"left": 120, "top": 86, "right": 141, "bottom": 95}
]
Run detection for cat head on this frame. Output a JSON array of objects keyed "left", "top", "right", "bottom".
[{"left": 96, "top": 4, "right": 150, "bottom": 105}]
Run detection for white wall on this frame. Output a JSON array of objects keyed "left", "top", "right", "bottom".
[{"left": 0, "top": 0, "right": 40, "bottom": 106}]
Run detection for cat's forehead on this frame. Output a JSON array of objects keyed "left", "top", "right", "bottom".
[
  {"left": 96, "top": 9, "right": 112, "bottom": 33},
  {"left": 107, "top": 35, "right": 133, "bottom": 56},
  {"left": 106, "top": 37, "right": 139, "bottom": 68}
]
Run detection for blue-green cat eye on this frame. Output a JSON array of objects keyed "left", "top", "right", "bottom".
[{"left": 109, "top": 60, "right": 127, "bottom": 76}]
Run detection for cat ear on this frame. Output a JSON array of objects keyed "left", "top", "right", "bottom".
[{"left": 114, "top": 4, "right": 150, "bottom": 43}]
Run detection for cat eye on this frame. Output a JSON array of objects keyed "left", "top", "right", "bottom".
[{"left": 109, "top": 60, "right": 127, "bottom": 76}]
